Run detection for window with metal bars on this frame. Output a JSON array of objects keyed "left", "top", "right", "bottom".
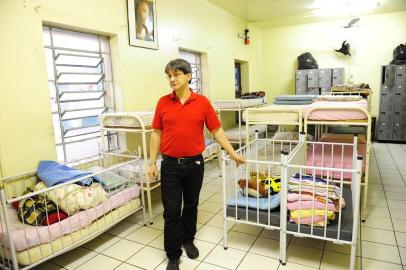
[
  {"left": 179, "top": 49, "right": 202, "bottom": 94},
  {"left": 42, "top": 26, "right": 118, "bottom": 162}
]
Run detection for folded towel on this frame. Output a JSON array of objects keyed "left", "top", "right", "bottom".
[
  {"left": 290, "top": 209, "right": 335, "bottom": 220},
  {"left": 227, "top": 191, "right": 280, "bottom": 210},
  {"left": 38, "top": 161, "right": 103, "bottom": 187}
]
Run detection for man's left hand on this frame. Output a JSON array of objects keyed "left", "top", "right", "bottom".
[{"left": 230, "top": 153, "right": 246, "bottom": 166}]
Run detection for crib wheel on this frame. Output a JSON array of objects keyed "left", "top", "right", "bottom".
[
  {"left": 223, "top": 247, "right": 228, "bottom": 250},
  {"left": 149, "top": 222, "right": 154, "bottom": 225},
  {"left": 279, "top": 260, "right": 286, "bottom": 266}
]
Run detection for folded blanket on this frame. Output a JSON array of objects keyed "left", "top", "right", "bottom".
[
  {"left": 287, "top": 201, "right": 338, "bottom": 212},
  {"left": 87, "top": 166, "right": 133, "bottom": 195},
  {"left": 287, "top": 193, "right": 330, "bottom": 204},
  {"left": 287, "top": 192, "right": 346, "bottom": 208},
  {"left": 273, "top": 100, "right": 314, "bottom": 105},
  {"left": 227, "top": 191, "right": 280, "bottom": 210},
  {"left": 290, "top": 209, "right": 335, "bottom": 220},
  {"left": 34, "top": 182, "right": 108, "bottom": 215},
  {"left": 316, "top": 95, "right": 362, "bottom": 102},
  {"left": 289, "top": 216, "right": 326, "bottom": 227},
  {"left": 38, "top": 161, "right": 103, "bottom": 187}
]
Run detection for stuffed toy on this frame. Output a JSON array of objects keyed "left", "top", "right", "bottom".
[{"left": 238, "top": 172, "right": 281, "bottom": 197}]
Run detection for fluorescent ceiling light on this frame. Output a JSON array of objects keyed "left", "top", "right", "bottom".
[{"left": 312, "top": 0, "right": 380, "bottom": 16}]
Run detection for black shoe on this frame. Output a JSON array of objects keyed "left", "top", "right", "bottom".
[
  {"left": 166, "top": 259, "right": 180, "bottom": 270},
  {"left": 182, "top": 242, "right": 199, "bottom": 259}
]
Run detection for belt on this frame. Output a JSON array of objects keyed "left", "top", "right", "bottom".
[{"left": 162, "top": 154, "right": 202, "bottom": 165}]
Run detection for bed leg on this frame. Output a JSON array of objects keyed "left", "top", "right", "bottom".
[{"left": 147, "top": 188, "right": 154, "bottom": 225}]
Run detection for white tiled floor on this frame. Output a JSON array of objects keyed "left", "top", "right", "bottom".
[{"left": 33, "top": 142, "right": 406, "bottom": 270}]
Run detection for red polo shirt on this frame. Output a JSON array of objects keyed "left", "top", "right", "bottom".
[{"left": 152, "top": 90, "right": 221, "bottom": 158}]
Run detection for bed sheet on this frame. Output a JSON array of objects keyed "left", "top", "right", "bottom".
[{"left": 303, "top": 100, "right": 368, "bottom": 121}]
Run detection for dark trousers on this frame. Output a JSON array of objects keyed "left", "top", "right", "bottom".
[{"left": 160, "top": 155, "right": 204, "bottom": 260}]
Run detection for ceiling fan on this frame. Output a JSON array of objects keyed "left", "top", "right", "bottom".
[{"left": 343, "top": 17, "right": 360, "bottom": 28}]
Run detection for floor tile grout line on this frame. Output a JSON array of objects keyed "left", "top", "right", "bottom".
[
  {"left": 384, "top": 143, "right": 406, "bottom": 185},
  {"left": 231, "top": 226, "right": 265, "bottom": 270},
  {"left": 371, "top": 143, "right": 404, "bottom": 269},
  {"left": 318, "top": 241, "right": 327, "bottom": 270}
]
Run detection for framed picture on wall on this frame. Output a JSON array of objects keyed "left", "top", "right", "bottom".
[{"left": 127, "top": 0, "right": 158, "bottom": 50}]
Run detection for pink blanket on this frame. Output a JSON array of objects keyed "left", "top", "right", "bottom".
[
  {"left": 0, "top": 185, "right": 140, "bottom": 251},
  {"left": 287, "top": 201, "right": 338, "bottom": 211},
  {"left": 303, "top": 100, "right": 368, "bottom": 121},
  {"left": 306, "top": 144, "right": 366, "bottom": 179}
]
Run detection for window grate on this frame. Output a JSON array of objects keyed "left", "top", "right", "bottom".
[
  {"left": 43, "top": 26, "right": 118, "bottom": 162},
  {"left": 179, "top": 49, "right": 202, "bottom": 95}
]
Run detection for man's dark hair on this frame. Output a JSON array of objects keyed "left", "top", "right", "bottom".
[{"left": 165, "top": 58, "right": 192, "bottom": 75}]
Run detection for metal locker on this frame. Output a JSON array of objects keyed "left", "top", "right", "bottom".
[
  {"left": 380, "top": 93, "right": 395, "bottom": 105},
  {"left": 394, "top": 101, "right": 406, "bottom": 114},
  {"left": 319, "top": 69, "right": 332, "bottom": 88},
  {"left": 307, "top": 69, "right": 319, "bottom": 88},
  {"left": 379, "top": 111, "right": 393, "bottom": 122},
  {"left": 380, "top": 102, "right": 395, "bottom": 113},
  {"left": 395, "top": 65, "right": 406, "bottom": 85},
  {"left": 320, "top": 87, "right": 331, "bottom": 95},
  {"left": 394, "top": 112, "right": 406, "bottom": 123},
  {"left": 393, "top": 122, "right": 406, "bottom": 141},
  {"left": 377, "top": 121, "right": 393, "bottom": 140},
  {"left": 332, "top": 68, "right": 344, "bottom": 85},
  {"left": 394, "top": 85, "right": 406, "bottom": 113},
  {"left": 381, "top": 84, "right": 394, "bottom": 94},
  {"left": 296, "top": 88, "right": 307, "bottom": 95},
  {"left": 307, "top": 88, "right": 320, "bottom": 95},
  {"left": 383, "top": 65, "right": 395, "bottom": 86},
  {"left": 296, "top": 70, "right": 308, "bottom": 94}
]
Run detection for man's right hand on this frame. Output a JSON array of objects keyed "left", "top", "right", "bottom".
[{"left": 147, "top": 163, "right": 158, "bottom": 180}]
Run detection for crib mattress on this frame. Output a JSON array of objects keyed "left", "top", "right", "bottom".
[
  {"left": 306, "top": 143, "right": 366, "bottom": 179},
  {"left": 303, "top": 100, "right": 368, "bottom": 121},
  {"left": 0, "top": 186, "right": 140, "bottom": 252},
  {"left": 213, "top": 98, "right": 266, "bottom": 110},
  {"left": 101, "top": 111, "right": 154, "bottom": 128},
  {"left": 6, "top": 199, "right": 141, "bottom": 266},
  {"left": 226, "top": 188, "right": 353, "bottom": 241},
  {"left": 225, "top": 125, "right": 267, "bottom": 142}
]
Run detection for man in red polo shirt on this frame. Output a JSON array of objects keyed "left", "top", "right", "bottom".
[{"left": 148, "top": 59, "right": 245, "bottom": 270}]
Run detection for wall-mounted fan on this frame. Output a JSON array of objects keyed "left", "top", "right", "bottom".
[{"left": 335, "top": 40, "right": 353, "bottom": 56}]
